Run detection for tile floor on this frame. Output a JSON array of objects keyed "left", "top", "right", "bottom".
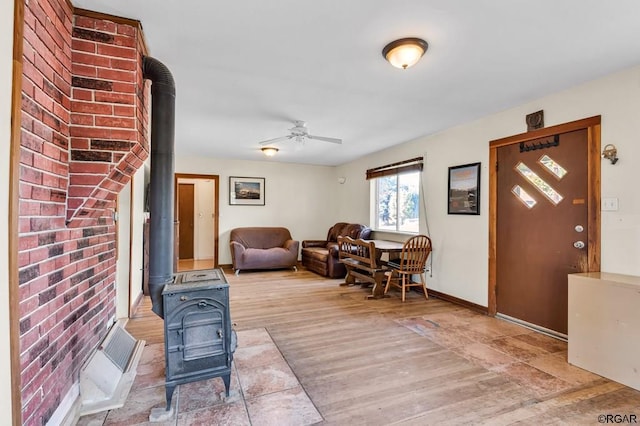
[
  {"left": 77, "top": 311, "right": 604, "bottom": 425},
  {"left": 76, "top": 328, "right": 322, "bottom": 426}
]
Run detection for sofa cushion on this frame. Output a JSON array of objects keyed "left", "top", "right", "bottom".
[
  {"left": 301, "top": 246, "right": 329, "bottom": 262},
  {"left": 241, "top": 247, "right": 296, "bottom": 269}
]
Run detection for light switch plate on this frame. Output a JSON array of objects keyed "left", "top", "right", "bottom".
[{"left": 602, "top": 197, "right": 619, "bottom": 211}]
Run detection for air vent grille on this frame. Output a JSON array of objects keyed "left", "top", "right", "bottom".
[{"left": 103, "top": 326, "right": 137, "bottom": 372}]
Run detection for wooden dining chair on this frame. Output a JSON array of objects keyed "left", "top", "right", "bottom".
[{"left": 383, "top": 235, "right": 432, "bottom": 302}]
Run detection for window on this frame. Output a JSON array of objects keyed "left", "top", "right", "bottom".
[
  {"left": 374, "top": 172, "right": 420, "bottom": 233},
  {"left": 367, "top": 157, "right": 423, "bottom": 234},
  {"left": 515, "top": 161, "right": 563, "bottom": 205}
]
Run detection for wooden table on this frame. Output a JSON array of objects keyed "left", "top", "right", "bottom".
[
  {"left": 341, "top": 239, "right": 404, "bottom": 299},
  {"left": 368, "top": 239, "right": 404, "bottom": 260}
]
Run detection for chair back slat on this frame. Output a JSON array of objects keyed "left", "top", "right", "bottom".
[
  {"left": 399, "top": 235, "right": 431, "bottom": 273},
  {"left": 384, "top": 235, "right": 432, "bottom": 302}
]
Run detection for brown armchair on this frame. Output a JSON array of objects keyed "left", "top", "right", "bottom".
[{"left": 301, "top": 222, "right": 372, "bottom": 278}]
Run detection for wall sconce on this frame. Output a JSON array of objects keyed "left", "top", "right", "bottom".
[
  {"left": 261, "top": 147, "right": 279, "bottom": 157},
  {"left": 382, "top": 37, "right": 429, "bottom": 69},
  {"left": 602, "top": 144, "right": 618, "bottom": 164}
]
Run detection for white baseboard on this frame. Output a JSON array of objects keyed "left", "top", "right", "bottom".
[{"left": 46, "top": 383, "right": 81, "bottom": 426}]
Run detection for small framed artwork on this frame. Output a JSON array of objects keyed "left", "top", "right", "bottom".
[
  {"left": 229, "top": 176, "right": 265, "bottom": 206},
  {"left": 448, "top": 162, "right": 480, "bottom": 215}
]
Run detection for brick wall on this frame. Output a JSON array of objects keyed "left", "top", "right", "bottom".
[
  {"left": 67, "top": 13, "right": 149, "bottom": 226},
  {"left": 18, "top": 2, "right": 149, "bottom": 424}
]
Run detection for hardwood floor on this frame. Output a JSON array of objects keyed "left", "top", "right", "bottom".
[
  {"left": 177, "top": 258, "right": 214, "bottom": 272},
  {"left": 126, "top": 267, "right": 640, "bottom": 424}
]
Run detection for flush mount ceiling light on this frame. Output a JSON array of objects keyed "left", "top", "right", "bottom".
[
  {"left": 261, "top": 147, "right": 279, "bottom": 157},
  {"left": 382, "top": 37, "right": 429, "bottom": 69}
]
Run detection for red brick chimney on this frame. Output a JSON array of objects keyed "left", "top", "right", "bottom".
[{"left": 66, "top": 13, "right": 150, "bottom": 226}]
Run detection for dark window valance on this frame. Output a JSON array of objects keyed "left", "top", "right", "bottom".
[{"left": 366, "top": 157, "right": 423, "bottom": 180}]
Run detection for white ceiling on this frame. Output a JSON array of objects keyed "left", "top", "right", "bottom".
[{"left": 73, "top": 0, "right": 640, "bottom": 166}]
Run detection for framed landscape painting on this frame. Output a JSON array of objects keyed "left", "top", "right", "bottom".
[
  {"left": 229, "top": 176, "right": 265, "bottom": 205},
  {"left": 448, "top": 162, "right": 480, "bottom": 215}
]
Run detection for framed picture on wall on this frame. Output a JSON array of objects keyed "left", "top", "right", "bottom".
[
  {"left": 448, "top": 162, "right": 480, "bottom": 215},
  {"left": 229, "top": 176, "right": 265, "bottom": 205}
]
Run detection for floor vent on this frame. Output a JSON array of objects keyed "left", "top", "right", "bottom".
[{"left": 79, "top": 320, "right": 146, "bottom": 416}]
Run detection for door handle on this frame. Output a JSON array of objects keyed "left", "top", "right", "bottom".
[{"left": 573, "top": 241, "right": 585, "bottom": 249}]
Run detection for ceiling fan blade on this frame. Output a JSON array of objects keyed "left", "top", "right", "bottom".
[
  {"left": 307, "top": 134, "right": 343, "bottom": 144},
  {"left": 259, "top": 135, "right": 290, "bottom": 145}
]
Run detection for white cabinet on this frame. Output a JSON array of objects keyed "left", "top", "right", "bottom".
[{"left": 568, "top": 272, "right": 640, "bottom": 391}]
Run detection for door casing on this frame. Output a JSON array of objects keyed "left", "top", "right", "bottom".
[
  {"left": 488, "top": 116, "right": 601, "bottom": 316},
  {"left": 115, "top": 180, "right": 132, "bottom": 319},
  {"left": 174, "top": 173, "right": 220, "bottom": 267}
]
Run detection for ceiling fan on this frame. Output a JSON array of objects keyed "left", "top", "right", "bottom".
[{"left": 259, "top": 121, "right": 342, "bottom": 146}]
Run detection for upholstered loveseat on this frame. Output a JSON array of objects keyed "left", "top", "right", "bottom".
[
  {"left": 229, "top": 227, "right": 299, "bottom": 275},
  {"left": 301, "top": 222, "right": 372, "bottom": 278}
]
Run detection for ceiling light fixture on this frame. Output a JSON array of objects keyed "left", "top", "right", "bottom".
[
  {"left": 261, "top": 147, "right": 279, "bottom": 157},
  {"left": 382, "top": 37, "right": 428, "bottom": 69}
]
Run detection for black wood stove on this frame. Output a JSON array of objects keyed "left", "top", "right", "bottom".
[
  {"left": 161, "top": 268, "right": 236, "bottom": 410},
  {"left": 143, "top": 57, "right": 237, "bottom": 420}
]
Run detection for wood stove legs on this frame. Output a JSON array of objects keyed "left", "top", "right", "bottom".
[
  {"left": 162, "top": 373, "right": 232, "bottom": 411},
  {"left": 165, "top": 383, "right": 176, "bottom": 412},
  {"left": 148, "top": 386, "right": 176, "bottom": 422},
  {"left": 221, "top": 373, "right": 231, "bottom": 397}
]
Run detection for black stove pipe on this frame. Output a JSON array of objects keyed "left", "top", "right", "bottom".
[{"left": 143, "top": 56, "right": 175, "bottom": 318}]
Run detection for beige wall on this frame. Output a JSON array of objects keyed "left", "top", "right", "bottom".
[
  {"left": 176, "top": 65, "right": 640, "bottom": 302},
  {"left": 1, "top": 0, "right": 15, "bottom": 422},
  {"left": 336, "top": 65, "right": 640, "bottom": 307},
  {"left": 175, "top": 157, "right": 339, "bottom": 265}
]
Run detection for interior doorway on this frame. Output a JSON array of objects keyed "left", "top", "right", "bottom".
[
  {"left": 175, "top": 173, "right": 220, "bottom": 270},
  {"left": 178, "top": 183, "right": 195, "bottom": 259},
  {"left": 488, "top": 116, "right": 601, "bottom": 337}
]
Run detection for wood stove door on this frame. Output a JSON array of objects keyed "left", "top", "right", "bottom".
[
  {"left": 182, "top": 308, "right": 224, "bottom": 360},
  {"left": 165, "top": 296, "right": 231, "bottom": 379}
]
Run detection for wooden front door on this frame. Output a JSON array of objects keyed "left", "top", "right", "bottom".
[
  {"left": 178, "top": 183, "right": 195, "bottom": 259},
  {"left": 495, "top": 128, "right": 590, "bottom": 335}
]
